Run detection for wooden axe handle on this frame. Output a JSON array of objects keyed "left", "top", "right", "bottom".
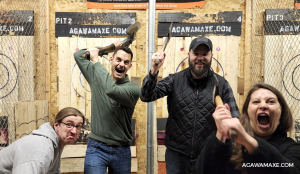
[
  {"left": 215, "top": 95, "right": 223, "bottom": 106},
  {"left": 215, "top": 95, "right": 237, "bottom": 141}
]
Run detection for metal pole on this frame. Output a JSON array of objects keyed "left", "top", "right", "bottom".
[{"left": 147, "top": 0, "right": 156, "bottom": 174}]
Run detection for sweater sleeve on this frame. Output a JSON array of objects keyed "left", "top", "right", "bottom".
[
  {"left": 92, "top": 63, "right": 140, "bottom": 108},
  {"left": 194, "top": 132, "right": 236, "bottom": 174},
  {"left": 73, "top": 48, "right": 95, "bottom": 84},
  {"left": 140, "top": 70, "right": 174, "bottom": 102},
  {"left": 243, "top": 137, "right": 300, "bottom": 174}
]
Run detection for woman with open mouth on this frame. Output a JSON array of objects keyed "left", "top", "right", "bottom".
[{"left": 195, "top": 83, "right": 300, "bottom": 174}]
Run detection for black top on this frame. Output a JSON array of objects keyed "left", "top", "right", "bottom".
[
  {"left": 194, "top": 131, "right": 300, "bottom": 174},
  {"left": 140, "top": 68, "right": 240, "bottom": 158}
]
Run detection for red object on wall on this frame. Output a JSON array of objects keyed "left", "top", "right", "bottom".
[
  {"left": 0, "top": 116, "right": 8, "bottom": 146},
  {"left": 158, "top": 161, "right": 167, "bottom": 174},
  {"left": 0, "top": 129, "right": 8, "bottom": 146},
  {"left": 157, "top": 132, "right": 165, "bottom": 145},
  {"left": 157, "top": 139, "right": 165, "bottom": 145}
]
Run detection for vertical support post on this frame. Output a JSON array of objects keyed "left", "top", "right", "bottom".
[
  {"left": 244, "top": 0, "right": 252, "bottom": 94},
  {"left": 147, "top": 0, "right": 156, "bottom": 174}
]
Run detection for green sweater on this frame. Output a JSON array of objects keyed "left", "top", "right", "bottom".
[{"left": 74, "top": 49, "right": 140, "bottom": 146}]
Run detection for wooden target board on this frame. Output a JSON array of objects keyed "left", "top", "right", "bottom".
[
  {"left": 0, "top": 36, "right": 34, "bottom": 144},
  {"left": 264, "top": 9, "right": 300, "bottom": 141},
  {"left": 264, "top": 35, "right": 300, "bottom": 140}
]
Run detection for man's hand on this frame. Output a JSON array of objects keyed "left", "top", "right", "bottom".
[
  {"left": 86, "top": 48, "right": 100, "bottom": 64},
  {"left": 113, "top": 40, "right": 122, "bottom": 49},
  {"left": 151, "top": 50, "right": 165, "bottom": 75}
]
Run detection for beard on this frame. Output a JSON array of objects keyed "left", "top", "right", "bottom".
[{"left": 188, "top": 56, "right": 212, "bottom": 78}]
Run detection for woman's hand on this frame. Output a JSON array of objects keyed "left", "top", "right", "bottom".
[
  {"left": 213, "top": 104, "right": 232, "bottom": 142},
  {"left": 216, "top": 108, "right": 258, "bottom": 154}
]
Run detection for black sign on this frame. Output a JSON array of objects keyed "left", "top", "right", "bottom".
[
  {"left": 55, "top": 12, "right": 136, "bottom": 25},
  {"left": 158, "top": 23, "right": 241, "bottom": 37},
  {"left": 0, "top": 10, "right": 34, "bottom": 36},
  {"left": 158, "top": 11, "right": 242, "bottom": 23},
  {"left": 217, "top": 11, "right": 243, "bottom": 23},
  {"left": 157, "top": 118, "right": 167, "bottom": 130},
  {"left": 265, "top": 9, "right": 300, "bottom": 21},
  {"left": 0, "top": 23, "right": 34, "bottom": 36},
  {"left": 158, "top": 13, "right": 196, "bottom": 23},
  {"left": 55, "top": 24, "right": 131, "bottom": 37},
  {"left": 265, "top": 21, "right": 300, "bottom": 34},
  {"left": 0, "top": 10, "right": 34, "bottom": 23}
]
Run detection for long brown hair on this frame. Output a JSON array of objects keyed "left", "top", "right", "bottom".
[
  {"left": 54, "top": 107, "right": 85, "bottom": 126},
  {"left": 231, "top": 83, "right": 293, "bottom": 172}
]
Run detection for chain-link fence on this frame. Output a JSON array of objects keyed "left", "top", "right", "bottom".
[
  {"left": 251, "top": 0, "right": 300, "bottom": 141},
  {"left": 0, "top": 0, "right": 48, "bottom": 146}
]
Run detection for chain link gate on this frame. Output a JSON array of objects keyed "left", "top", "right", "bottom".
[
  {"left": 251, "top": 0, "right": 300, "bottom": 141},
  {"left": 0, "top": 0, "right": 48, "bottom": 146}
]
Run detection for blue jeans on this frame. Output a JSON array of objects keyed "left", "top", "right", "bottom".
[
  {"left": 84, "top": 138, "right": 131, "bottom": 174},
  {"left": 165, "top": 148, "right": 197, "bottom": 174}
]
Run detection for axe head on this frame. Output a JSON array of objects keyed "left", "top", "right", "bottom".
[
  {"left": 126, "top": 22, "right": 141, "bottom": 36},
  {"left": 162, "top": 23, "right": 172, "bottom": 51}
]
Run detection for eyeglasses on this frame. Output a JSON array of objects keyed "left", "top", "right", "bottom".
[{"left": 61, "top": 122, "right": 83, "bottom": 131}]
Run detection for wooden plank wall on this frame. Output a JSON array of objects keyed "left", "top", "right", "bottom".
[
  {"left": 155, "top": 36, "right": 240, "bottom": 118},
  {"left": 14, "top": 100, "right": 49, "bottom": 140},
  {"left": 58, "top": 37, "right": 137, "bottom": 123},
  {"left": 18, "top": 37, "right": 35, "bottom": 102}
]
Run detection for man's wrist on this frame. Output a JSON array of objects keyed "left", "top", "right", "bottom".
[
  {"left": 151, "top": 68, "right": 159, "bottom": 75},
  {"left": 91, "top": 59, "right": 99, "bottom": 64}
]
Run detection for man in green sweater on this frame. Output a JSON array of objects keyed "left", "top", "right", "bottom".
[{"left": 73, "top": 42, "right": 140, "bottom": 174}]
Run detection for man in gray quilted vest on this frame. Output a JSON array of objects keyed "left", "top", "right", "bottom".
[{"left": 140, "top": 36, "right": 240, "bottom": 174}]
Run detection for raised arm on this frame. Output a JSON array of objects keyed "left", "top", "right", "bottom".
[
  {"left": 73, "top": 48, "right": 95, "bottom": 84},
  {"left": 140, "top": 50, "right": 174, "bottom": 102},
  {"left": 73, "top": 40, "right": 122, "bottom": 84}
]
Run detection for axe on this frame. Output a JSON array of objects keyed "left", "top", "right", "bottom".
[
  {"left": 81, "top": 22, "right": 141, "bottom": 60},
  {"left": 155, "top": 23, "right": 172, "bottom": 66},
  {"left": 212, "top": 73, "right": 237, "bottom": 142}
]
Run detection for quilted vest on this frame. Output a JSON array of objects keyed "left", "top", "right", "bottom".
[{"left": 165, "top": 68, "right": 222, "bottom": 158}]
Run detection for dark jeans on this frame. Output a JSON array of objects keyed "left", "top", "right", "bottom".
[
  {"left": 84, "top": 138, "right": 131, "bottom": 174},
  {"left": 166, "top": 148, "right": 197, "bottom": 174}
]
